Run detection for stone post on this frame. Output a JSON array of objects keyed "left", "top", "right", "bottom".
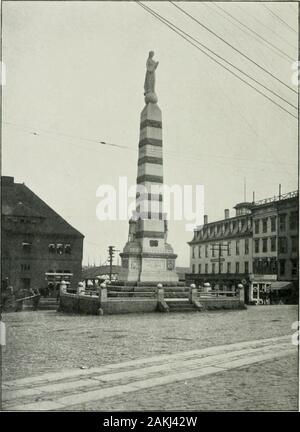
[
  {"left": 60, "top": 280, "right": 67, "bottom": 295},
  {"left": 189, "top": 284, "right": 198, "bottom": 302},
  {"left": 157, "top": 283, "right": 169, "bottom": 312},
  {"left": 238, "top": 283, "right": 245, "bottom": 302},
  {"left": 157, "top": 283, "right": 164, "bottom": 302},
  {"left": 203, "top": 282, "right": 211, "bottom": 294},
  {"left": 77, "top": 282, "right": 85, "bottom": 295},
  {"left": 97, "top": 283, "right": 107, "bottom": 316},
  {"left": 100, "top": 287, "right": 108, "bottom": 303}
]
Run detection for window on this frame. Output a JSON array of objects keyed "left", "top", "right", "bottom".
[
  {"left": 262, "top": 218, "right": 268, "bottom": 233},
  {"left": 205, "top": 245, "right": 208, "bottom": 258},
  {"left": 227, "top": 241, "right": 231, "bottom": 256},
  {"left": 212, "top": 246, "right": 215, "bottom": 258},
  {"left": 290, "top": 211, "right": 298, "bottom": 230},
  {"left": 271, "top": 237, "right": 276, "bottom": 252},
  {"left": 291, "top": 236, "right": 298, "bottom": 253},
  {"left": 244, "top": 261, "right": 249, "bottom": 274},
  {"left": 227, "top": 262, "right": 231, "bottom": 273},
  {"left": 254, "top": 220, "right": 260, "bottom": 234},
  {"left": 236, "top": 262, "right": 240, "bottom": 274},
  {"left": 271, "top": 216, "right": 276, "bottom": 232},
  {"left": 65, "top": 244, "right": 71, "bottom": 254},
  {"left": 192, "top": 246, "right": 195, "bottom": 258},
  {"left": 198, "top": 246, "right": 201, "bottom": 258},
  {"left": 279, "top": 214, "right": 286, "bottom": 231},
  {"left": 198, "top": 264, "right": 201, "bottom": 274},
  {"left": 205, "top": 263, "right": 208, "bottom": 274},
  {"left": 21, "top": 264, "right": 30, "bottom": 271},
  {"left": 278, "top": 237, "right": 287, "bottom": 254},
  {"left": 22, "top": 242, "right": 32, "bottom": 252},
  {"left": 192, "top": 264, "right": 195, "bottom": 274},
  {"left": 255, "top": 239, "right": 260, "bottom": 253},
  {"left": 291, "top": 259, "right": 298, "bottom": 277},
  {"left": 48, "top": 243, "right": 55, "bottom": 253},
  {"left": 150, "top": 240, "right": 158, "bottom": 247},
  {"left": 57, "top": 244, "right": 64, "bottom": 255},
  {"left": 236, "top": 240, "right": 240, "bottom": 255},
  {"left": 262, "top": 238, "right": 268, "bottom": 253},
  {"left": 279, "top": 260, "right": 285, "bottom": 276},
  {"left": 245, "top": 239, "right": 249, "bottom": 255},
  {"left": 212, "top": 263, "right": 216, "bottom": 274},
  {"left": 219, "top": 262, "right": 223, "bottom": 273},
  {"left": 270, "top": 259, "right": 277, "bottom": 274}
]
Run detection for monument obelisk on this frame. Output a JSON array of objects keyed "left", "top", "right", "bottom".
[{"left": 119, "top": 51, "right": 178, "bottom": 284}]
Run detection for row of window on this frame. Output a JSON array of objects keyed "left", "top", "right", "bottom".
[
  {"left": 192, "top": 235, "right": 298, "bottom": 258},
  {"left": 254, "top": 212, "right": 298, "bottom": 234},
  {"left": 196, "top": 219, "right": 251, "bottom": 240},
  {"left": 191, "top": 261, "right": 249, "bottom": 275},
  {"left": 192, "top": 239, "right": 249, "bottom": 259},
  {"left": 254, "top": 236, "right": 298, "bottom": 254},
  {"left": 191, "top": 259, "right": 298, "bottom": 277},
  {"left": 48, "top": 243, "right": 72, "bottom": 254},
  {"left": 254, "top": 216, "right": 276, "bottom": 234},
  {"left": 22, "top": 242, "right": 72, "bottom": 254},
  {"left": 278, "top": 259, "right": 298, "bottom": 277}
]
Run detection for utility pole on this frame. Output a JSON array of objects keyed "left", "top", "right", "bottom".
[
  {"left": 108, "top": 246, "right": 115, "bottom": 281},
  {"left": 211, "top": 242, "right": 230, "bottom": 287}
]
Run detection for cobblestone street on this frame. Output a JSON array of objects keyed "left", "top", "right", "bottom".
[{"left": 2, "top": 305, "right": 299, "bottom": 411}]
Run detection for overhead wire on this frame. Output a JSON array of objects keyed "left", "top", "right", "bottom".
[
  {"left": 170, "top": 1, "right": 297, "bottom": 94},
  {"left": 136, "top": 2, "right": 298, "bottom": 119}
]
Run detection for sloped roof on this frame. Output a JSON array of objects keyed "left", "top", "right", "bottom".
[
  {"left": 269, "top": 281, "right": 292, "bottom": 291},
  {"left": 1, "top": 176, "right": 84, "bottom": 237},
  {"left": 82, "top": 265, "right": 121, "bottom": 279}
]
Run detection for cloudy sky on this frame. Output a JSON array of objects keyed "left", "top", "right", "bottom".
[{"left": 2, "top": 1, "right": 298, "bottom": 266}]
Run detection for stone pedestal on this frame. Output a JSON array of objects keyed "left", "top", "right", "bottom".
[{"left": 119, "top": 102, "right": 178, "bottom": 284}]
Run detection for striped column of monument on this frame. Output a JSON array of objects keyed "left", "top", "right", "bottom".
[{"left": 135, "top": 102, "right": 166, "bottom": 244}]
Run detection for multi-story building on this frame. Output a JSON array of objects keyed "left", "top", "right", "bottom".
[
  {"left": 187, "top": 190, "right": 299, "bottom": 304},
  {"left": 1, "top": 176, "right": 84, "bottom": 295},
  {"left": 251, "top": 199, "right": 278, "bottom": 300},
  {"left": 187, "top": 204, "right": 253, "bottom": 301},
  {"left": 277, "top": 194, "right": 298, "bottom": 283}
]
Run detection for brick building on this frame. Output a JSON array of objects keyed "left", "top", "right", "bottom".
[
  {"left": 187, "top": 190, "right": 298, "bottom": 303},
  {"left": 1, "top": 176, "right": 84, "bottom": 295}
]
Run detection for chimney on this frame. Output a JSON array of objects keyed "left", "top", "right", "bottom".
[
  {"left": 1, "top": 176, "right": 14, "bottom": 186},
  {"left": 224, "top": 209, "right": 229, "bottom": 219},
  {"left": 204, "top": 215, "right": 208, "bottom": 225}
]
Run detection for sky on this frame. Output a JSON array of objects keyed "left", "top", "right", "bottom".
[{"left": 2, "top": 1, "right": 298, "bottom": 267}]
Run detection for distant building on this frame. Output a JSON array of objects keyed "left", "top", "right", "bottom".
[
  {"left": 187, "top": 190, "right": 299, "bottom": 303},
  {"left": 81, "top": 265, "right": 189, "bottom": 285},
  {"left": 187, "top": 204, "right": 253, "bottom": 301},
  {"left": 82, "top": 265, "right": 121, "bottom": 285},
  {"left": 1, "top": 176, "right": 84, "bottom": 295}
]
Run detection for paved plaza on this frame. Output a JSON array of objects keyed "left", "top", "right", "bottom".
[{"left": 2, "top": 305, "right": 299, "bottom": 411}]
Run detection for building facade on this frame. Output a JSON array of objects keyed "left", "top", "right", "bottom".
[
  {"left": 188, "top": 191, "right": 299, "bottom": 303},
  {"left": 1, "top": 176, "right": 84, "bottom": 295}
]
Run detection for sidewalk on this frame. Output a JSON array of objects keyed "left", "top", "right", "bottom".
[{"left": 3, "top": 335, "right": 297, "bottom": 411}]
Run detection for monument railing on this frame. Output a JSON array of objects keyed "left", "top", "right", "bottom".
[{"left": 198, "top": 290, "right": 238, "bottom": 298}]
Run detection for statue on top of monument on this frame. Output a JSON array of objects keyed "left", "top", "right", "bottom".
[{"left": 144, "top": 51, "right": 159, "bottom": 104}]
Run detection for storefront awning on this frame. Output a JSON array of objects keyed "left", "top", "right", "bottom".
[{"left": 269, "top": 281, "right": 292, "bottom": 291}]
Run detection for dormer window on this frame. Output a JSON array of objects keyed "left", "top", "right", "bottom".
[
  {"left": 22, "top": 242, "right": 32, "bottom": 252},
  {"left": 57, "top": 244, "right": 64, "bottom": 255},
  {"left": 48, "top": 244, "right": 55, "bottom": 253},
  {"left": 65, "top": 244, "right": 71, "bottom": 254}
]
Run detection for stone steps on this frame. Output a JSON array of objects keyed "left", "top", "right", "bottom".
[
  {"left": 166, "top": 299, "right": 197, "bottom": 312},
  {"left": 107, "top": 291, "right": 156, "bottom": 298},
  {"left": 38, "top": 298, "right": 58, "bottom": 310}
]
